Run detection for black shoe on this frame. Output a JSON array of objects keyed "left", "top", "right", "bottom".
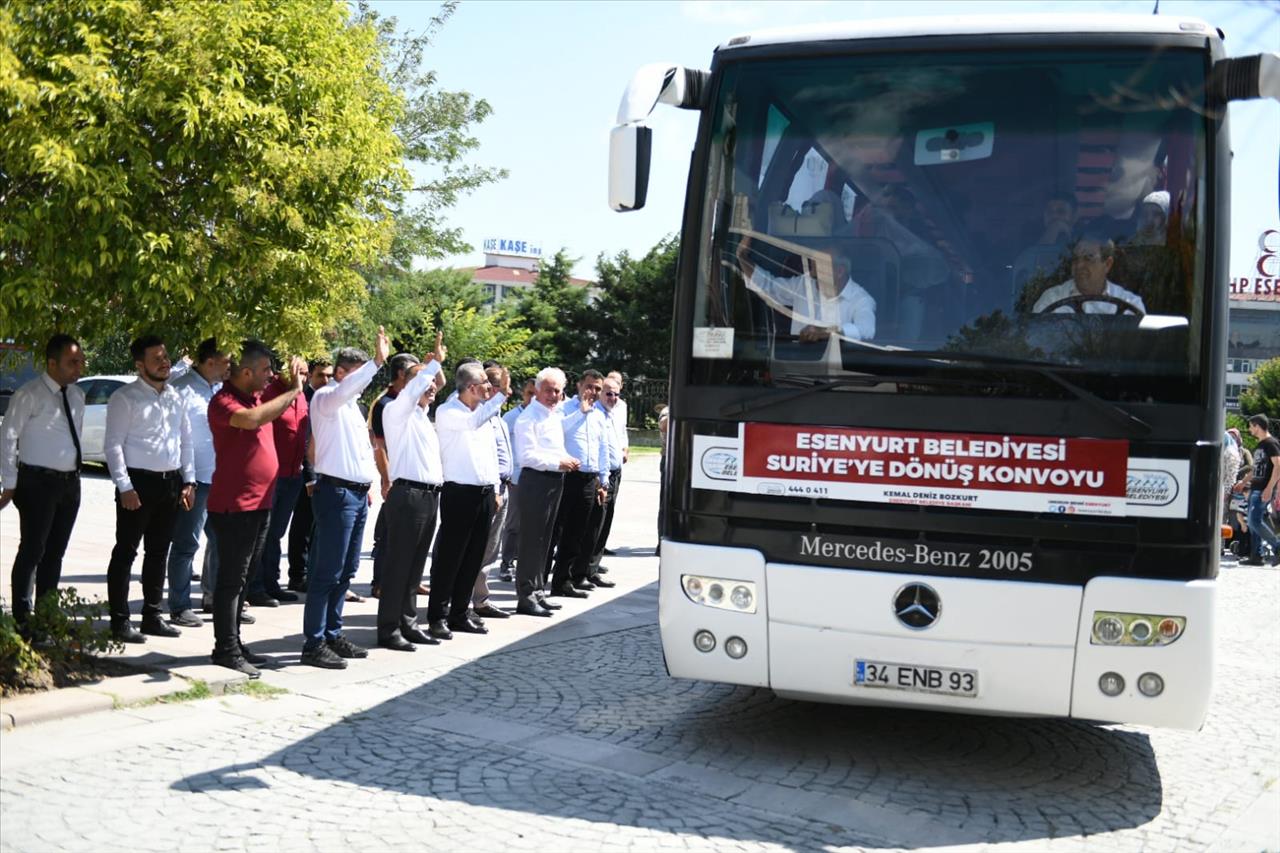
[
  {"left": 201, "top": 596, "right": 214, "bottom": 614},
  {"left": 287, "top": 580, "right": 308, "bottom": 593},
  {"left": 536, "top": 594, "right": 562, "bottom": 610},
  {"left": 498, "top": 567, "right": 514, "bottom": 582},
  {"left": 1241, "top": 557, "right": 1265, "bottom": 566},
  {"left": 140, "top": 617, "right": 181, "bottom": 638},
  {"left": 516, "top": 599, "right": 552, "bottom": 617},
  {"left": 239, "top": 608, "right": 256, "bottom": 625},
  {"left": 269, "top": 588, "right": 299, "bottom": 603},
  {"left": 301, "top": 644, "right": 347, "bottom": 669},
  {"left": 112, "top": 623, "right": 146, "bottom": 644},
  {"left": 326, "top": 635, "right": 368, "bottom": 659},
  {"left": 427, "top": 619, "right": 453, "bottom": 640},
  {"left": 473, "top": 603, "right": 510, "bottom": 619},
  {"left": 596, "top": 564, "right": 610, "bottom": 573},
  {"left": 377, "top": 634, "right": 416, "bottom": 652},
  {"left": 571, "top": 578, "right": 596, "bottom": 591},
  {"left": 588, "top": 574, "right": 616, "bottom": 588},
  {"left": 246, "top": 594, "right": 279, "bottom": 608},
  {"left": 553, "top": 583, "right": 587, "bottom": 598},
  {"left": 212, "top": 653, "right": 260, "bottom": 679},
  {"left": 239, "top": 643, "right": 268, "bottom": 665},
  {"left": 448, "top": 616, "right": 488, "bottom": 635},
  {"left": 603, "top": 548, "right": 617, "bottom": 557},
  {"left": 170, "top": 609, "right": 203, "bottom": 628},
  {"left": 402, "top": 627, "right": 441, "bottom": 646}
]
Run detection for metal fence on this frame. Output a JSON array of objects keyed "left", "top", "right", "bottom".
[{"left": 625, "top": 376, "right": 669, "bottom": 431}]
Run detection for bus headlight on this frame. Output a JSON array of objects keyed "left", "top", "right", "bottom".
[
  {"left": 724, "top": 636, "right": 748, "bottom": 659},
  {"left": 681, "top": 575, "right": 758, "bottom": 614},
  {"left": 1090, "top": 611, "right": 1185, "bottom": 646},
  {"left": 693, "top": 630, "right": 716, "bottom": 653},
  {"left": 1098, "top": 672, "right": 1125, "bottom": 697},
  {"left": 1137, "top": 672, "right": 1165, "bottom": 697}
]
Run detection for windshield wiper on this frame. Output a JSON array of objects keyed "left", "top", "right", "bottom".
[
  {"left": 871, "top": 350, "right": 1154, "bottom": 437},
  {"left": 719, "top": 350, "right": 1152, "bottom": 436}
]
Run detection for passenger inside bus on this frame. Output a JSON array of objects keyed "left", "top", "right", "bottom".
[
  {"left": 1030, "top": 236, "right": 1147, "bottom": 315},
  {"left": 736, "top": 236, "right": 877, "bottom": 342}
]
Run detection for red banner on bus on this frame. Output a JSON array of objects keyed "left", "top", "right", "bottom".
[{"left": 741, "top": 424, "right": 1129, "bottom": 497}]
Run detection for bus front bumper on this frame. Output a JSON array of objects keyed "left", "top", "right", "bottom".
[{"left": 658, "top": 540, "right": 1214, "bottom": 730}]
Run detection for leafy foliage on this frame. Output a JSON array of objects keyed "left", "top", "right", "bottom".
[
  {"left": 1238, "top": 357, "right": 1280, "bottom": 424},
  {"left": 501, "top": 249, "right": 594, "bottom": 374},
  {"left": 1, "top": 0, "right": 408, "bottom": 354},
  {"left": 0, "top": 587, "right": 122, "bottom": 693},
  {"left": 592, "top": 236, "right": 679, "bottom": 379}
]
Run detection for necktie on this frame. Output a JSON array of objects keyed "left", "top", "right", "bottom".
[{"left": 60, "top": 386, "right": 82, "bottom": 468}]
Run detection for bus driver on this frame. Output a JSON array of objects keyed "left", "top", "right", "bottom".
[
  {"left": 736, "top": 237, "right": 876, "bottom": 342},
  {"left": 1032, "top": 236, "right": 1146, "bottom": 315}
]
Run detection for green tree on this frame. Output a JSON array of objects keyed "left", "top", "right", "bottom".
[
  {"left": 1, "top": 0, "right": 408, "bottom": 354},
  {"left": 354, "top": 2, "right": 507, "bottom": 271},
  {"left": 501, "top": 249, "right": 594, "bottom": 373},
  {"left": 593, "top": 236, "right": 679, "bottom": 379},
  {"left": 1238, "top": 357, "right": 1280, "bottom": 424}
]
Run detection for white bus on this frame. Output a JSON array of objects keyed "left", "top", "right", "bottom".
[{"left": 609, "top": 16, "right": 1278, "bottom": 729}]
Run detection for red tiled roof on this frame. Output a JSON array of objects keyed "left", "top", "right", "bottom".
[{"left": 464, "top": 266, "right": 594, "bottom": 288}]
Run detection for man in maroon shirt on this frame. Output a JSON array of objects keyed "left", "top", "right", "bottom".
[
  {"left": 206, "top": 341, "right": 307, "bottom": 676},
  {"left": 245, "top": 363, "right": 312, "bottom": 607}
]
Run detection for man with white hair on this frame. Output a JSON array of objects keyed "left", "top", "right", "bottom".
[
  {"left": 511, "top": 367, "right": 579, "bottom": 617},
  {"left": 427, "top": 361, "right": 508, "bottom": 639}
]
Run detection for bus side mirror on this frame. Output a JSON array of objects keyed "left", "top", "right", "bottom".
[
  {"left": 609, "top": 124, "right": 653, "bottom": 212},
  {"left": 1211, "top": 53, "right": 1280, "bottom": 103}
]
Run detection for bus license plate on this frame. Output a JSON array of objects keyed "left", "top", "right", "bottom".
[{"left": 854, "top": 659, "right": 978, "bottom": 698}]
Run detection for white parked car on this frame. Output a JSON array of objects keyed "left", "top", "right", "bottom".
[{"left": 76, "top": 375, "right": 135, "bottom": 463}]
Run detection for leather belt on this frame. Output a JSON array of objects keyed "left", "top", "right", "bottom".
[
  {"left": 127, "top": 467, "right": 181, "bottom": 481},
  {"left": 393, "top": 478, "right": 442, "bottom": 492},
  {"left": 18, "top": 463, "right": 78, "bottom": 480},
  {"left": 317, "top": 474, "right": 371, "bottom": 492}
]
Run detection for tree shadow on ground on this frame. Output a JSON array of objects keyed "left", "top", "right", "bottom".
[{"left": 174, "top": 582, "right": 1163, "bottom": 848}]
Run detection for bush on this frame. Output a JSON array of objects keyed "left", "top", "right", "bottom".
[{"left": 1, "top": 587, "right": 122, "bottom": 693}]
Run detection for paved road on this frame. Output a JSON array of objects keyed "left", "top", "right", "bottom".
[{"left": 2, "top": 453, "right": 1278, "bottom": 851}]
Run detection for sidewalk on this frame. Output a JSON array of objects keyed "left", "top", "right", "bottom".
[{"left": 1, "top": 453, "right": 664, "bottom": 731}]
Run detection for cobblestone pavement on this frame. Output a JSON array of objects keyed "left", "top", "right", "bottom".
[{"left": 2, "top": 455, "right": 1278, "bottom": 852}]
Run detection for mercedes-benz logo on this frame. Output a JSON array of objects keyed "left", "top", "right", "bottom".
[{"left": 893, "top": 583, "right": 941, "bottom": 629}]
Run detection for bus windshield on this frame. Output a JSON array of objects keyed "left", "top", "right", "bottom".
[{"left": 690, "top": 49, "right": 1209, "bottom": 403}]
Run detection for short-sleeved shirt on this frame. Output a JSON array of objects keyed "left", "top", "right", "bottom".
[
  {"left": 207, "top": 384, "right": 278, "bottom": 513},
  {"left": 1250, "top": 436, "right": 1280, "bottom": 491},
  {"left": 369, "top": 387, "right": 397, "bottom": 440},
  {"left": 262, "top": 377, "right": 308, "bottom": 478}
]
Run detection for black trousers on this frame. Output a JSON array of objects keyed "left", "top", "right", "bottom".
[
  {"left": 377, "top": 481, "right": 440, "bottom": 639},
  {"left": 287, "top": 484, "right": 313, "bottom": 584},
  {"left": 550, "top": 471, "right": 605, "bottom": 589},
  {"left": 427, "top": 483, "right": 496, "bottom": 623},
  {"left": 10, "top": 466, "right": 80, "bottom": 624},
  {"left": 590, "top": 468, "right": 622, "bottom": 568},
  {"left": 370, "top": 501, "right": 389, "bottom": 587},
  {"left": 106, "top": 470, "right": 182, "bottom": 625},
  {"left": 515, "top": 469, "right": 563, "bottom": 603},
  {"left": 207, "top": 509, "right": 270, "bottom": 656}
]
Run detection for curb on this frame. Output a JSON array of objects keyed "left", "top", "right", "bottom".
[{"left": 1, "top": 660, "right": 248, "bottom": 732}]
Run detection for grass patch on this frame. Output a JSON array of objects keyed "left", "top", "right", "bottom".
[
  {"left": 226, "top": 680, "right": 288, "bottom": 699},
  {"left": 158, "top": 679, "right": 213, "bottom": 704},
  {"left": 627, "top": 445, "right": 662, "bottom": 456}
]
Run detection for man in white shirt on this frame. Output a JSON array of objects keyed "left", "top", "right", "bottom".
[
  {"left": 166, "top": 337, "right": 229, "bottom": 627},
  {"left": 103, "top": 335, "right": 196, "bottom": 643},
  {"left": 1032, "top": 237, "right": 1146, "bottom": 315},
  {"left": 737, "top": 237, "right": 877, "bottom": 343},
  {"left": 590, "top": 373, "right": 629, "bottom": 573},
  {"left": 427, "top": 362, "right": 509, "bottom": 639},
  {"left": 375, "top": 333, "right": 446, "bottom": 651},
  {"left": 471, "top": 363, "right": 515, "bottom": 620},
  {"left": 511, "top": 368, "right": 579, "bottom": 617},
  {"left": 498, "top": 378, "right": 536, "bottom": 582},
  {"left": 0, "top": 334, "right": 86, "bottom": 634},
  {"left": 548, "top": 370, "right": 613, "bottom": 599},
  {"left": 301, "top": 327, "right": 389, "bottom": 669}
]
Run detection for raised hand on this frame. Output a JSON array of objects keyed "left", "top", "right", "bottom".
[
  {"left": 290, "top": 355, "right": 307, "bottom": 390},
  {"left": 374, "top": 324, "right": 391, "bottom": 366},
  {"left": 429, "top": 330, "right": 447, "bottom": 365}
]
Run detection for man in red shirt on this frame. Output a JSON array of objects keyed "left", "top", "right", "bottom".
[
  {"left": 245, "top": 363, "right": 311, "bottom": 606},
  {"left": 206, "top": 341, "right": 307, "bottom": 676}
]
